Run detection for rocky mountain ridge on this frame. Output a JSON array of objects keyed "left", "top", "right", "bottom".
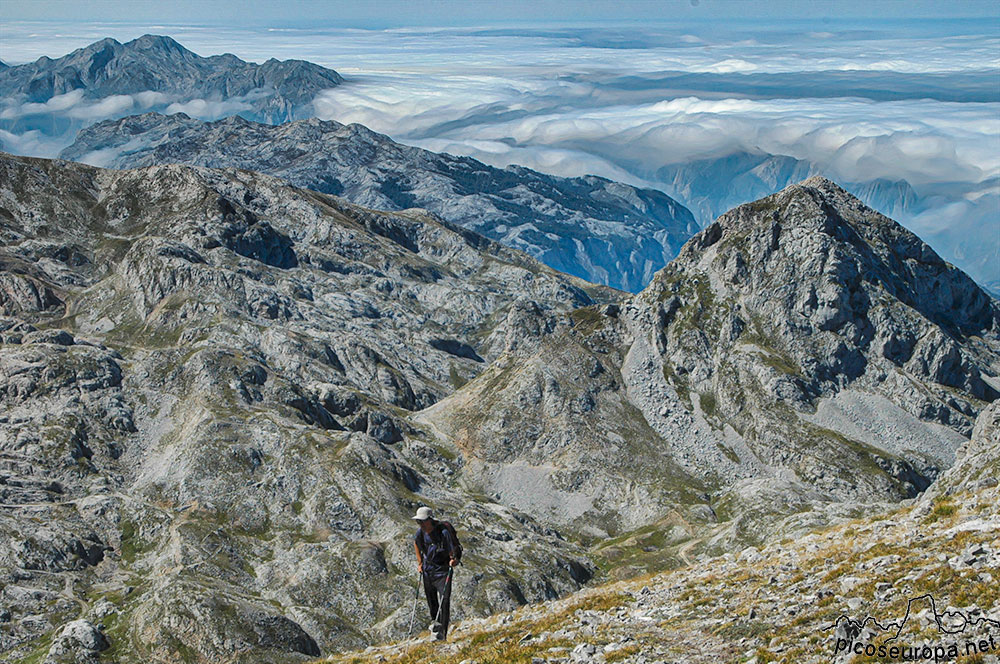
[
  {"left": 0, "top": 154, "right": 996, "bottom": 663},
  {"left": 0, "top": 151, "right": 616, "bottom": 663},
  {"left": 417, "top": 175, "right": 999, "bottom": 564},
  {"left": 59, "top": 111, "right": 699, "bottom": 293},
  {"left": 654, "top": 151, "right": 999, "bottom": 291},
  {"left": 0, "top": 34, "right": 345, "bottom": 165}
]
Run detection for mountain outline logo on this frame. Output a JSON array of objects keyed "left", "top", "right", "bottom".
[{"left": 828, "top": 591, "right": 1000, "bottom": 644}]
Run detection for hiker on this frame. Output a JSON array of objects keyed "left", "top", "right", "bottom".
[{"left": 412, "top": 506, "right": 458, "bottom": 641}]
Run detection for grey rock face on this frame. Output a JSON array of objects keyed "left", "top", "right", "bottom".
[
  {"left": 923, "top": 400, "right": 1000, "bottom": 498},
  {"left": 655, "top": 151, "right": 998, "bottom": 290},
  {"left": 2, "top": 151, "right": 996, "bottom": 663},
  {"left": 627, "top": 177, "right": 998, "bottom": 492},
  {"left": 44, "top": 620, "right": 109, "bottom": 664},
  {"left": 421, "top": 176, "right": 999, "bottom": 556},
  {"left": 0, "top": 152, "right": 613, "bottom": 662},
  {"left": 0, "top": 35, "right": 343, "bottom": 124},
  {"left": 59, "top": 112, "right": 699, "bottom": 292}
]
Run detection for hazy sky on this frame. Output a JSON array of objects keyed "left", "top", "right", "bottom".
[{"left": 2, "top": 0, "right": 999, "bottom": 28}]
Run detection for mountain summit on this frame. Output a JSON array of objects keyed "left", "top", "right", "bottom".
[{"left": 0, "top": 35, "right": 343, "bottom": 125}]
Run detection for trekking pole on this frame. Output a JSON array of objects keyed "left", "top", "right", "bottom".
[
  {"left": 433, "top": 567, "right": 454, "bottom": 626},
  {"left": 407, "top": 570, "right": 421, "bottom": 635}
]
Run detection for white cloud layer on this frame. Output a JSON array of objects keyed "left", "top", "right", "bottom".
[
  {"left": 312, "top": 79, "right": 1000, "bottom": 189},
  {"left": 164, "top": 97, "right": 253, "bottom": 119}
]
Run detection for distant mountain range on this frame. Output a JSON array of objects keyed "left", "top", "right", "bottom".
[
  {"left": 60, "top": 111, "right": 700, "bottom": 292},
  {"left": 0, "top": 34, "right": 343, "bottom": 138},
  {"left": 2, "top": 34, "right": 995, "bottom": 295},
  {"left": 656, "top": 151, "right": 922, "bottom": 226}
]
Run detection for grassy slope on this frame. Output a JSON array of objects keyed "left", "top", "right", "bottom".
[{"left": 316, "top": 483, "right": 998, "bottom": 664}]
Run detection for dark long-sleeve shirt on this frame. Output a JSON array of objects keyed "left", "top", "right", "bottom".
[{"left": 414, "top": 521, "right": 456, "bottom": 577}]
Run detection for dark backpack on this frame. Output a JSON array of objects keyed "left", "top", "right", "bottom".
[
  {"left": 438, "top": 520, "right": 463, "bottom": 563},
  {"left": 417, "top": 520, "right": 464, "bottom": 564}
]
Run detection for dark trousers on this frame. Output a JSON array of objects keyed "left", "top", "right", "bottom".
[{"left": 423, "top": 568, "right": 453, "bottom": 633}]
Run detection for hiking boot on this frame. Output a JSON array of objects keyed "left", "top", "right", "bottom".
[{"left": 429, "top": 620, "right": 442, "bottom": 634}]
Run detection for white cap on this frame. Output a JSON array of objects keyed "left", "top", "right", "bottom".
[{"left": 412, "top": 506, "right": 433, "bottom": 521}]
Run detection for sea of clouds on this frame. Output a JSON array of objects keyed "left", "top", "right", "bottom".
[{"left": 1, "top": 19, "right": 997, "bottom": 285}]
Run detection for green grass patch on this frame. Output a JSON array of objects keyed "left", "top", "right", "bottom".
[
  {"left": 699, "top": 392, "right": 718, "bottom": 418},
  {"left": 716, "top": 442, "right": 740, "bottom": 464},
  {"left": 448, "top": 364, "right": 468, "bottom": 390},
  {"left": 569, "top": 306, "right": 607, "bottom": 335},
  {"left": 923, "top": 497, "right": 957, "bottom": 524}
]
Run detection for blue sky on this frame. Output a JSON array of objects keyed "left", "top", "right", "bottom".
[{"left": 2, "top": 0, "right": 999, "bottom": 28}]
